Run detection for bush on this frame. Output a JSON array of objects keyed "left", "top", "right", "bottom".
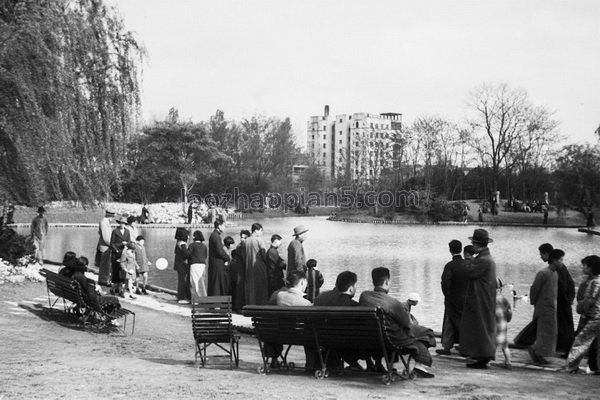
[
  {"left": 428, "top": 200, "right": 467, "bottom": 222},
  {"left": 0, "top": 227, "right": 35, "bottom": 265}
]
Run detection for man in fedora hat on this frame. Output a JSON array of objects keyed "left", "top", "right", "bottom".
[
  {"left": 459, "top": 228, "right": 497, "bottom": 369},
  {"left": 287, "top": 225, "right": 308, "bottom": 277},
  {"left": 30, "top": 206, "right": 48, "bottom": 264},
  {"left": 96, "top": 209, "right": 115, "bottom": 286}
]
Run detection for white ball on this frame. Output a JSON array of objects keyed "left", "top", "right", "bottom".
[{"left": 155, "top": 257, "right": 168, "bottom": 270}]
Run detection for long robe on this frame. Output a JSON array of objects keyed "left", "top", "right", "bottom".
[
  {"left": 208, "top": 229, "right": 230, "bottom": 296},
  {"left": 556, "top": 263, "right": 576, "bottom": 353},
  {"left": 440, "top": 255, "right": 468, "bottom": 347},
  {"left": 266, "top": 246, "right": 286, "bottom": 297},
  {"left": 229, "top": 244, "right": 245, "bottom": 311},
  {"left": 530, "top": 265, "right": 558, "bottom": 357},
  {"left": 459, "top": 247, "right": 497, "bottom": 360},
  {"left": 244, "top": 235, "right": 268, "bottom": 305}
]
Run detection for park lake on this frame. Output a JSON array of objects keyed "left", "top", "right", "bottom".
[{"left": 18, "top": 216, "right": 599, "bottom": 337}]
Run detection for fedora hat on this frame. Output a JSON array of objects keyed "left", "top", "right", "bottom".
[
  {"left": 37, "top": 206, "right": 46, "bottom": 213},
  {"left": 469, "top": 228, "right": 493, "bottom": 244},
  {"left": 292, "top": 225, "right": 309, "bottom": 236},
  {"left": 105, "top": 209, "right": 116, "bottom": 217}
]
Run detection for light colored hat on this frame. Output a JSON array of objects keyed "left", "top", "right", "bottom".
[
  {"left": 407, "top": 292, "right": 421, "bottom": 302},
  {"left": 292, "top": 225, "right": 309, "bottom": 236}
]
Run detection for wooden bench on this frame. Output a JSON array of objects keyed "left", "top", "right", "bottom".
[
  {"left": 243, "top": 305, "right": 415, "bottom": 385},
  {"left": 191, "top": 296, "right": 240, "bottom": 369},
  {"left": 40, "top": 268, "right": 135, "bottom": 335}
]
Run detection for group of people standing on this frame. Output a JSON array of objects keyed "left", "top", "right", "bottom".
[{"left": 171, "top": 221, "right": 322, "bottom": 311}]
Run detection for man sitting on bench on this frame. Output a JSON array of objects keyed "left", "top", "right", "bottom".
[{"left": 359, "top": 267, "right": 435, "bottom": 378}]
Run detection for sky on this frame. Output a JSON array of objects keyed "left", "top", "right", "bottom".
[{"left": 107, "top": 0, "right": 600, "bottom": 148}]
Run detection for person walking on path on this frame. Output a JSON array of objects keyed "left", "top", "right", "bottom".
[
  {"left": 527, "top": 249, "right": 559, "bottom": 365},
  {"left": 207, "top": 219, "right": 231, "bottom": 296},
  {"left": 566, "top": 255, "right": 600, "bottom": 373},
  {"left": 287, "top": 225, "right": 308, "bottom": 276},
  {"left": 174, "top": 227, "right": 191, "bottom": 303},
  {"left": 243, "top": 222, "right": 268, "bottom": 305},
  {"left": 188, "top": 230, "right": 208, "bottom": 302},
  {"left": 30, "top": 206, "right": 48, "bottom": 264},
  {"left": 266, "top": 234, "right": 286, "bottom": 297},
  {"left": 539, "top": 243, "right": 576, "bottom": 355},
  {"left": 438, "top": 239, "right": 468, "bottom": 355},
  {"left": 95, "top": 210, "right": 115, "bottom": 287},
  {"left": 110, "top": 216, "right": 131, "bottom": 297},
  {"left": 459, "top": 228, "right": 497, "bottom": 369}
]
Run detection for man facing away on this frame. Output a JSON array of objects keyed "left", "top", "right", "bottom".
[
  {"left": 359, "top": 267, "right": 435, "bottom": 378},
  {"left": 287, "top": 225, "right": 308, "bottom": 276},
  {"left": 96, "top": 210, "right": 114, "bottom": 287},
  {"left": 30, "top": 206, "right": 48, "bottom": 265},
  {"left": 438, "top": 240, "right": 469, "bottom": 355},
  {"left": 314, "top": 271, "right": 359, "bottom": 307},
  {"left": 459, "top": 229, "right": 497, "bottom": 369},
  {"left": 207, "top": 219, "right": 231, "bottom": 296}
]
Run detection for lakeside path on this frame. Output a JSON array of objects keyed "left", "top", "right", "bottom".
[{"left": 1, "top": 281, "right": 599, "bottom": 399}]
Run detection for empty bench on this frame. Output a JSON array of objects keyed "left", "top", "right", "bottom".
[
  {"left": 40, "top": 268, "right": 135, "bottom": 335},
  {"left": 243, "top": 305, "right": 414, "bottom": 385}
]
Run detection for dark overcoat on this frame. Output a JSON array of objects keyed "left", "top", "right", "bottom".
[
  {"left": 208, "top": 229, "right": 231, "bottom": 296},
  {"left": 530, "top": 265, "right": 558, "bottom": 356},
  {"left": 441, "top": 255, "right": 468, "bottom": 340},
  {"left": 459, "top": 247, "right": 497, "bottom": 359}
]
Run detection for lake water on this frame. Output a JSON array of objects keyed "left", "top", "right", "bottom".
[{"left": 20, "top": 216, "right": 599, "bottom": 336}]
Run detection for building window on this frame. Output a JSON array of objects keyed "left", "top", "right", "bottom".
[
  {"left": 370, "top": 123, "right": 373, "bottom": 128},
  {"left": 349, "top": 116, "right": 352, "bottom": 120},
  {"left": 312, "top": 135, "right": 314, "bottom": 140},
  {"left": 339, "top": 131, "right": 342, "bottom": 135},
  {"left": 323, "top": 152, "right": 326, "bottom": 158},
  {"left": 323, "top": 134, "right": 326, "bottom": 140},
  {"left": 339, "top": 140, "right": 342, "bottom": 144},
  {"left": 356, "top": 122, "right": 359, "bottom": 128},
  {"left": 323, "top": 143, "right": 326, "bottom": 148},
  {"left": 339, "top": 118, "right": 343, "bottom": 123}
]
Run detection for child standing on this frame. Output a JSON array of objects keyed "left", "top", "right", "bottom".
[
  {"left": 266, "top": 234, "right": 287, "bottom": 297},
  {"left": 134, "top": 235, "right": 151, "bottom": 295},
  {"left": 119, "top": 242, "right": 139, "bottom": 299},
  {"left": 305, "top": 258, "right": 324, "bottom": 303},
  {"left": 496, "top": 278, "right": 513, "bottom": 369}
]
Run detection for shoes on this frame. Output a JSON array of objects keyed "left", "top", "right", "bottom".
[
  {"left": 129, "top": 294, "right": 136, "bottom": 299},
  {"left": 135, "top": 289, "right": 142, "bottom": 295},
  {"left": 346, "top": 361, "right": 365, "bottom": 371},
  {"left": 413, "top": 367, "right": 435, "bottom": 378},
  {"left": 527, "top": 347, "right": 549, "bottom": 365},
  {"left": 368, "top": 364, "right": 387, "bottom": 373},
  {"left": 436, "top": 349, "right": 452, "bottom": 356},
  {"left": 466, "top": 360, "right": 488, "bottom": 369},
  {"left": 499, "top": 363, "right": 512, "bottom": 370}
]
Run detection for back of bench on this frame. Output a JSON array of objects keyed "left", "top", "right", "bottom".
[
  {"left": 243, "top": 306, "right": 386, "bottom": 349},
  {"left": 192, "top": 296, "right": 236, "bottom": 343},
  {"left": 40, "top": 268, "right": 82, "bottom": 305}
]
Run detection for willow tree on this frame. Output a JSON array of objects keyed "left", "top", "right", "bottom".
[{"left": 0, "top": 0, "right": 144, "bottom": 204}]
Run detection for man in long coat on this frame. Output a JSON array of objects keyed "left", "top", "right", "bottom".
[
  {"left": 287, "top": 225, "right": 308, "bottom": 276},
  {"left": 96, "top": 210, "right": 115, "bottom": 286},
  {"left": 459, "top": 229, "right": 497, "bottom": 369},
  {"left": 208, "top": 219, "right": 231, "bottom": 296},
  {"left": 528, "top": 249, "right": 559, "bottom": 364},
  {"left": 438, "top": 239, "right": 468, "bottom": 355},
  {"left": 244, "top": 222, "right": 268, "bottom": 305}
]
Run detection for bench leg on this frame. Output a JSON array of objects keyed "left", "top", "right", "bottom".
[{"left": 256, "top": 339, "right": 269, "bottom": 375}]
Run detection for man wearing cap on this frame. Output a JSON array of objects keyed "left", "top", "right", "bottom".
[
  {"left": 438, "top": 240, "right": 468, "bottom": 355},
  {"left": 459, "top": 229, "right": 497, "bottom": 369},
  {"left": 30, "top": 206, "right": 49, "bottom": 264},
  {"left": 287, "top": 225, "right": 308, "bottom": 277},
  {"left": 96, "top": 210, "right": 115, "bottom": 286}
]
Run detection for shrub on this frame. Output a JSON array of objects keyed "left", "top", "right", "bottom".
[
  {"left": 428, "top": 200, "right": 467, "bottom": 222},
  {"left": 0, "top": 227, "right": 35, "bottom": 265}
]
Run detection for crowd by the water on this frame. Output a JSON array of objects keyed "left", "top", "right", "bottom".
[{"left": 26, "top": 205, "right": 600, "bottom": 377}]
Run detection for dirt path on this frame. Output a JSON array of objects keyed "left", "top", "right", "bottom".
[{"left": 0, "top": 282, "right": 597, "bottom": 400}]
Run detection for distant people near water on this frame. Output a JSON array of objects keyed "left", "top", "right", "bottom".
[
  {"left": 244, "top": 222, "right": 268, "bottom": 305},
  {"left": 6, "top": 201, "right": 15, "bottom": 224},
  {"left": 314, "top": 271, "right": 359, "bottom": 307},
  {"left": 287, "top": 225, "right": 308, "bottom": 277},
  {"left": 120, "top": 242, "right": 139, "bottom": 299},
  {"left": 460, "top": 229, "right": 497, "bottom": 369},
  {"left": 133, "top": 235, "right": 151, "bottom": 295},
  {"left": 566, "top": 255, "right": 600, "bottom": 374},
  {"left": 230, "top": 230, "right": 250, "bottom": 312},
  {"left": 495, "top": 279, "right": 513, "bottom": 369},
  {"left": 207, "top": 219, "right": 230, "bottom": 297},
  {"left": 539, "top": 243, "right": 576, "bottom": 356},
  {"left": 174, "top": 227, "right": 191, "bottom": 304},
  {"left": 462, "top": 206, "right": 469, "bottom": 223},
  {"left": 305, "top": 258, "right": 324, "bottom": 303},
  {"left": 526, "top": 248, "right": 560, "bottom": 365},
  {"left": 542, "top": 205, "right": 549, "bottom": 225},
  {"left": 125, "top": 215, "right": 139, "bottom": 241},
  {"left": 478, "top": 207, "right": 483, "bottom": 223},
  {"left": 30, "top": 206, "right": 48, "bottom": 264},
  {"left": 438, "top": 239, "right": 468, "bottom": 356},
  {"left": 188, "top": 230, "right": 208, "bottom": 302},
  {"left": 359, "top": 267, "right": 435, "bottom": 378},
  {"left": 110, "top": 215, "right": 131, "bottom": 297},
  {"left": 140, "top": 203, "right": 151, "bottom": 224},
  {"left": 570, "top": 255, "right": 599, "bottom": 373},
  {"left": 265, "top": 234, "right": 286, "bottom": 298},
  {"left": 96, "top": 210, "right": 115, "bottom": 287}
]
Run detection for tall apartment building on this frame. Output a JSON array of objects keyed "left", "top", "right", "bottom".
[{"left": 307, "top": 105, "right": 403, "bottom": 184}]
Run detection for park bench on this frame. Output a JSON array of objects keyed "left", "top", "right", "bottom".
[
  {"left": 39, "top": 268, "right": 135, "bottom": 335},
  {"left": 242, "top": 305, "right": 415, "bottom": 385},
  {"left": 191, "top": 296, "right": 240, "bottom": 369}
]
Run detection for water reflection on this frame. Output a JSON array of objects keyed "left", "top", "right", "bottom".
[{"left": 19, "top": 217, "right": 598, "bottom": 336}]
